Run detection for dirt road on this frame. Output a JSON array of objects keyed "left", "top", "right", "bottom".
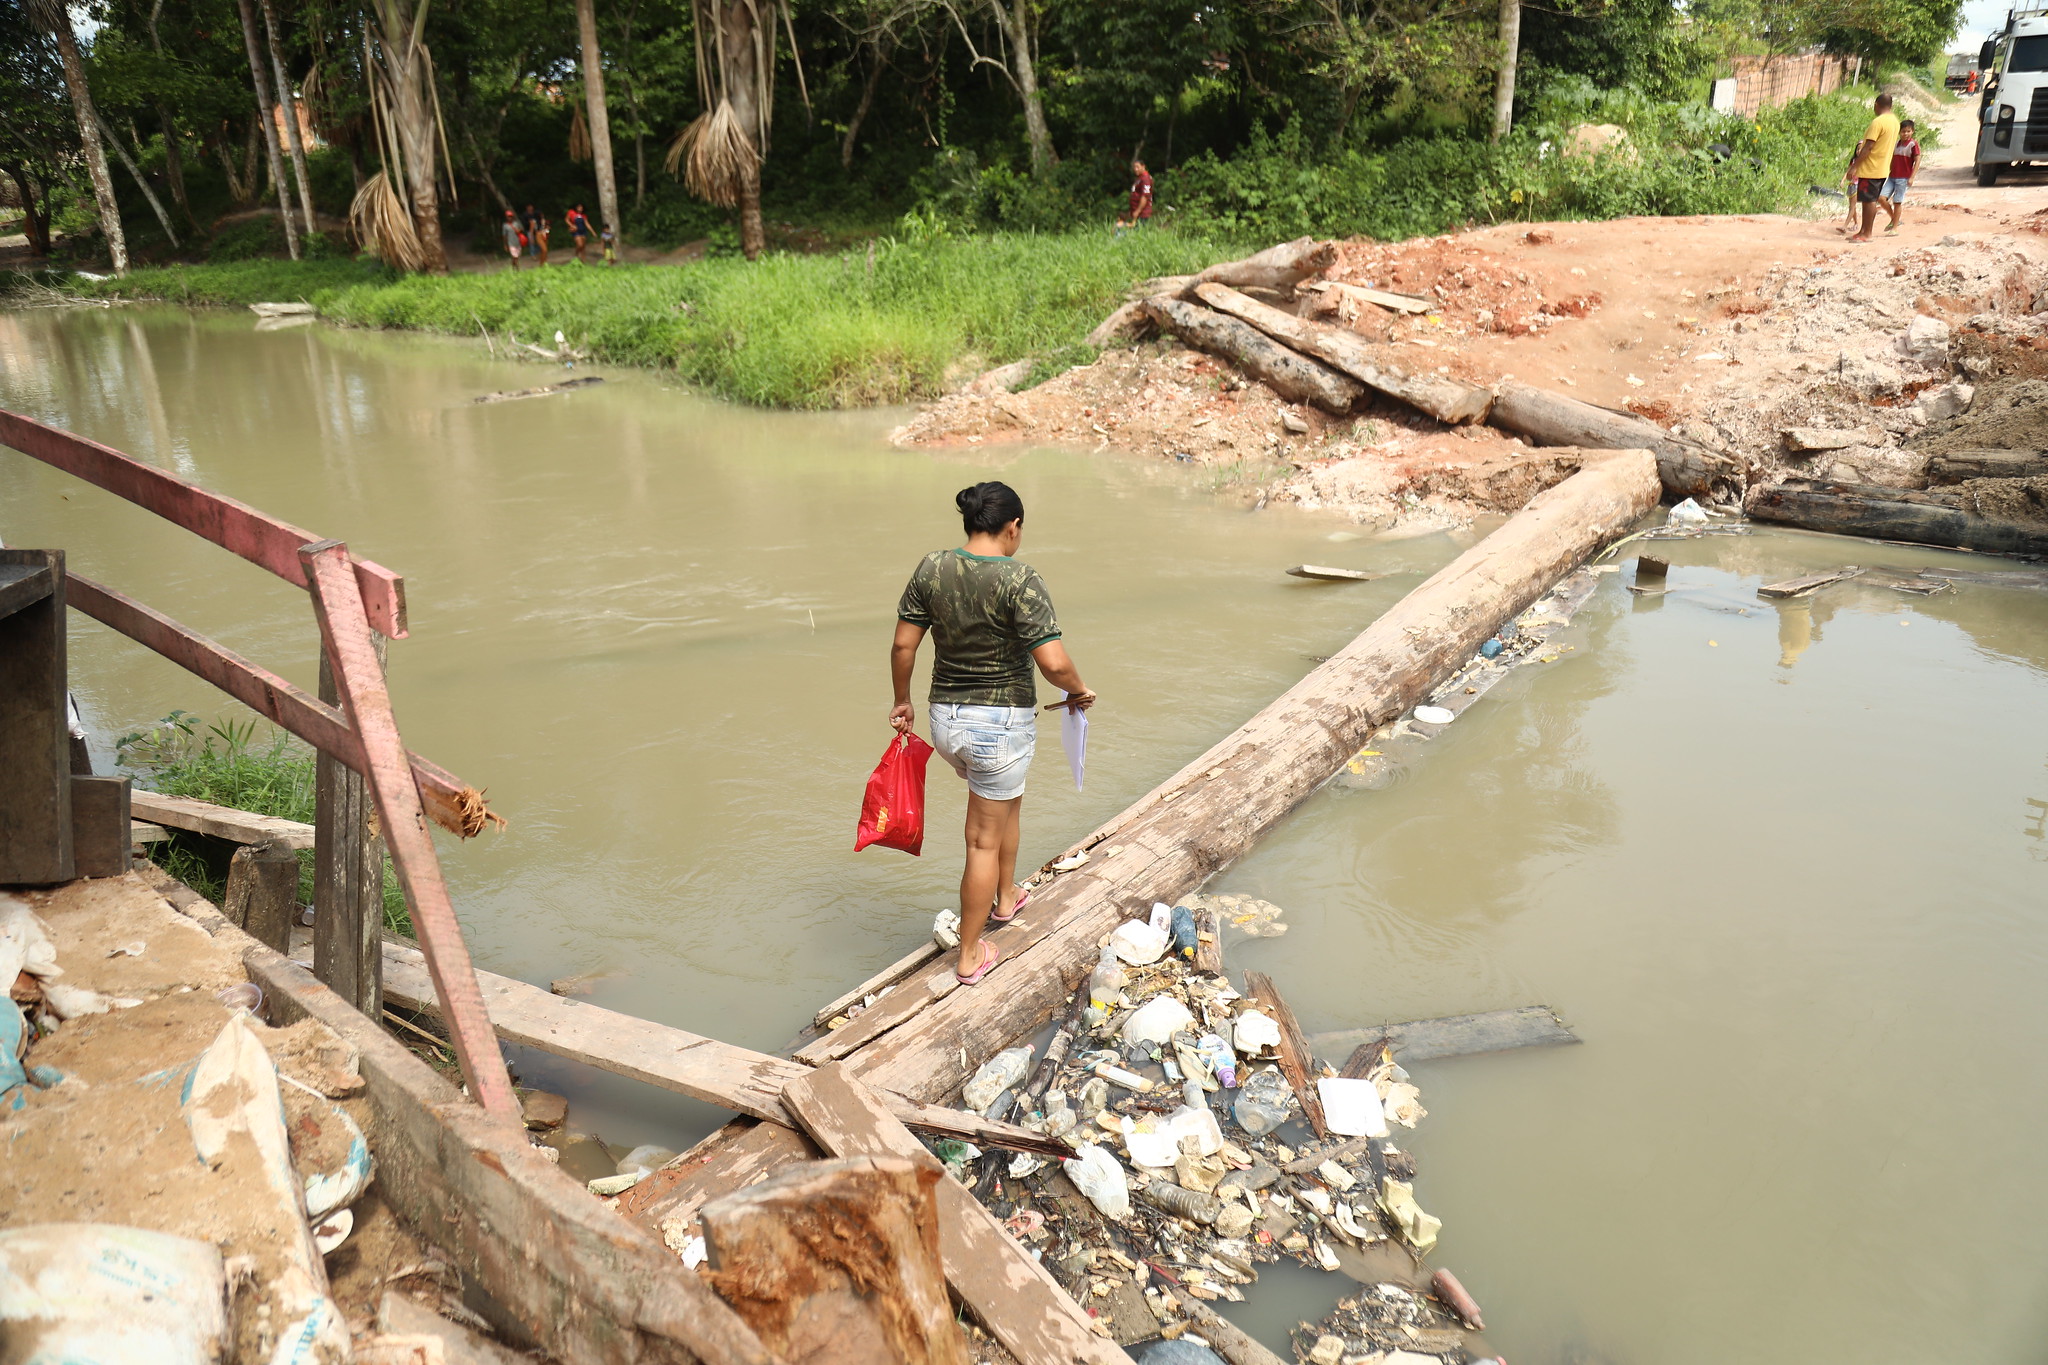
[{"left": 1920, "top": 88, "right": 2048, "bottom": 209}]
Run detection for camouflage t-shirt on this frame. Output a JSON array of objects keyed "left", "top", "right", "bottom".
[{"left": 897, "top": 548, "right": 1061, "bottom": 707}]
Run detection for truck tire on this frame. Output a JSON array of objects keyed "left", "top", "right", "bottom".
[{"left": 1977, "top": 161, "right": 2001, "bottom": 186}]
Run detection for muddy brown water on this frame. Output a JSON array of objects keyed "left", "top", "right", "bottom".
[{"left": 9, "top": 307, "right": 2048, "bottom": 1363}]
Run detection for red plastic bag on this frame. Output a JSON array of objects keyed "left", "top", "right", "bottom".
[{"left": 855, "top": 731, "right": 934, "bottom": 855}]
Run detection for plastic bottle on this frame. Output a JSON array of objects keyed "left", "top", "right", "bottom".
[
  {"left": 1088, "top": 946, "right": 1128, "bottom": 1011},
  {"left": 1091, "top": 1060, "right": 1154, "bottom": 1092},
  {"left": 1063, "top": 1142, "right": 1131, "bottom": 1220},
  {"left": 962, "top": 1046, "right": 1033, "bottom": 1114},
  {"left": 1196, "top": 1033, "right": 1238, "bottom": 1089},
  {"left": 1042, "top": 1090, "right": 1077, "bottom": 1139},
  {"left": 1232, "top": 1068, "right": 1293, "bottom": 1138},
  {"left": 1139, "top": 1181, "right": 1221, "bottom": 1225},
  {"left": 1169, "top": 905, "right": 1200, "bottom": 960}
]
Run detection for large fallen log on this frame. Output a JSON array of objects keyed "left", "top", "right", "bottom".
[
  {"left": 1488, "top": 380, "right": 1742, "bottom": 501},
  {"left": 1192, "top": 283, "right": 1493, "bottom": 425},
  {"left": 1745, "top": 477, "right": 2048, "bottom": 558},
  {"left": 1136, "top": 236, "right": 1339, "bottom": 300},
  {"left": 1925, "top": 449, "right": 2048, "bottom": 484},
  {"left": 1143, "top": 296, "right": 1364, "bottom": 414}
]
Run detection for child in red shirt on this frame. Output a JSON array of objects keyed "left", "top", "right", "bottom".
[
  {"left": 1116, "top": 161, "right": 1153, "bottom": 233},
  {"left": 1883, "top": 120, "right": 1919, "bottom": 235}
]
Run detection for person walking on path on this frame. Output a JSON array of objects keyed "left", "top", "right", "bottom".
[
  {"left": 1883, "top": 119, "right": 1920, "bottom": 234},
  {"left": 1846, "top": 93, "right": 1901, "bottom": 243},
  {"left": 500, "top": 209, "right": 523, "bottom": 269},
  {"left": 888, "top": 482, "right": 1095, "bottom": 986},
  {"left": 566, "top": 204, "right": 593, "bottom": 262},
  {"left": 1117, "top": 160, "right": 1154, "bottom": 233}
]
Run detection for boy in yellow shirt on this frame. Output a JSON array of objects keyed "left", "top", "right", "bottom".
[{"left": 1847, "top": 94, "right": 1900, "bottom": 243}]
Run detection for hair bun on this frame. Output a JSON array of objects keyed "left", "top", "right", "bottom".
[{"left": 955, "top": 487, "right": 979, "bottom": 514}]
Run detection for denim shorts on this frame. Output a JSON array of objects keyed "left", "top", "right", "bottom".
[
  {"left": 929, "top": 703, "right": 1036, "bottom": 801},
  {"left": 1882, "top": 177, "right": 1909, "bottom": 204}
]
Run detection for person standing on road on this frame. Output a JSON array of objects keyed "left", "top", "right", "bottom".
[
  {"left": 1883, "top": 119, "right": 1920, "bottom": 235},
  {"left": 1847, "top": 94, "right": 1901, "bottom": 243},
  {"left": 566, "top": 204, "right": 593, "bottom": 263},
  {"left": 501, "top": 209, "right": 523, "bottom": 269},
  {"left": 888, "top": 482, "right": 1095, "bottom": 986},
  {"left": 1117, "top": 160, "right": 1154, "bottom": 234}
]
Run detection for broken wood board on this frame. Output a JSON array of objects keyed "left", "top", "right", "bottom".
[
  {"left": 1310, "top": 1005, "right": 1579, "bottom": 1064},
  {"left": 812, "top": 939, "right": 941, "bottom": 1029},
  {"left": 1306, "top": 280, "right": 1435, "bottom": 315},
  {"left": 131, "top": 820, "right": 168, "bottom": 844},
  {"left": 1286, "top": 564, "right": 1381, "bottom": 582},
  {"left": 1244, "top": 971, "right": 1327, "bottom": 1138},
  {"left": 379, "top": 941, "right": 1067, "bottom": 1158},
  {"left": 130, "top": 789, "right": 315, "bottom": 850},
  {"left": 781, "top": 1063, "right": 1132, "bottom": 1365},
  {"left": 1756, "top": 566, "right": 1863, "bottom": 599}
]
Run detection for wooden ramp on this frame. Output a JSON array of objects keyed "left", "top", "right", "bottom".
[{"left": 379, "top": 941, "right": 1066, "bottom": 1157}]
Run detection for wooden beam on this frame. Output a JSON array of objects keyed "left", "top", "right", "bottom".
[
  {"left": 1285, "top": 565, "right": 1381, "bottom": 582},
  {"left": 699, "top": 1156, "right": 967, "bottom": 1365},
  {"left": 302, "top": 540, "right": 519, "bottom": 1128},
  {"left": 1310, "top": 1005, "right": 1579, "bottom": 1064},
  {"left": 1245, "top": 971, "right": 1327, "bottom": 1139},
  {"left": 317, "top": 643, "right": 386, "bottom": 1018},
  {"left": 65, "top": 575, "right": 501, "bottom": 839},
  {"left": 0, "top": 408, "right": 408, "bottom": 637},
  {"left": 0, "top": 559, "right": 54, "bottom": 619},
  {"left": 130, "top": 789, "right": 316, "bottom": 849},
  {"left": 380, "top": 943, "right": 1071, "bottom": 1158},
  {"left": 67, "top": 775, "right": 131, "bottom": 878},
  {"left": 0, "top": 550, "right": 71, "bottom": 884},
  {"left": 223, "top": 835, "right": 298, "bottom": 952},
  {"left": 780, "top": 1064, "right": 1132, "bottom": 1365},
  {"left": 812, "top": 941, "right": 942, "bottom": 1030}
]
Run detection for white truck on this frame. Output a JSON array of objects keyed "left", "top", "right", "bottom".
[{"left": 1974, "top": 7, "right": 2048, "bottom": 184}]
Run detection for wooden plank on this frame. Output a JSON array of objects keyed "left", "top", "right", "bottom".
[
  {"left": 130, "top": 821, "right": 169, "bottom": 844},
  {"left": 1190, "top": 283, "right": 1493, "bottom": 425},
  {"left": 317, "top": 642, "right": 386, "bottom": 1017},
  {"left": 66, "top": 574, "right": 501, "bottom": 839},
  {"left": 1309, "top": 281, "right": 1435, "bottom": 315},
  {"left": 1285, "top": 564, "right": 1381, "bottom": 582},
  {"left": 699, "top": 1156, "right": 967, "bottom": 1365},
  {"left": 130, "top": 788, "right": 316, "bottom": 849},
  {"left": 0, "top": 560, "right": 53, "bottom": 618},
  {"left": 1244, "top": 971, "right": 1327, "bottom": 1139},
  {"left": 616, "top": 1119, "right": 821, "bottom": 1238},
  {"left": 1756, "top": 566, "right": 1864, "bottom": 599},
  {"left": 771, "top": 453, "right": 1658, "bottom": 1112},
  {"left": 1190, "top": 905, "right": 1223, "bottom": 977},
  {"left": 224, "top": 836, "right": 298, "bottom": 952},
  {"left": 0, "top": 550, "right": 71, "bottom": 884},
  {"left": 812, "top": 940, "right": 942, "bottom": 1029},
  {"left": 302, "top": 540, "right": 519, "bottom": 1128},
  {"left": 381, "top": 942, "right": 1071, "bottom": 1158},
  {"left": 67, "top": 775, "right": 131, "bottom": 878},
  {"left": 780, "top": 1064, "right": 1132, "bottom": 1365},
  {"left": 1309, "top": 1005, "right": 1580, "bottom": 1064},
  {"left": 0, "top": 407, "right": 409, "bottom": 637}
]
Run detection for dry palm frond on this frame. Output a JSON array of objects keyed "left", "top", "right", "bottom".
[
  {"left": 569, "top": 103, "right": 592, "bottom": 163},
  {"left": 349, "top": 174, "right": 427, "bottom": 271},
  {"left": 664, "top": 101, "right": 757, "bottom": 208}
]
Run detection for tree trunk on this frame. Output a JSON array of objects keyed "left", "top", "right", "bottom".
[
  {"left": 157, "top": 110, "right": 193, "bottom": 224},
  {"left": 720, "top": 0, "right": 767, "bottom": 260},
  {"left": 95, "top": 113, "right": 181, "bottom": 248},
  {"left": 841, "top": 36, "right": 891, "bottom": 170},
  {"left": 1489, "top": 380, "right": 1743, "bottom": 500},
  {"left": 998, "top": 0, "right": 1055, "bottom": 175},
  {"left": 234, "top": 0, "right": 300, "bottom": 258},
  {"left": 574, "top": 0, "right": 621, "bottom": 241},
  {"left": 1491, "top": 0, "right": 1520, "bottom": 142},
  {"left": 260, "top": 0, "right": 318, "bottom": 236},
  {"left": 461, "top": 125, "right": 515, "bottom": 213},
  {"left": 41, "top": 0, "right": 129, "bottom": 273},
  {"left": 376, "top": 3, "right": 447, "bottom": 273},
  {"left": 1145, "top": 297, "right": 1364, "bottom": 413},
  {"left": 4, "top": 167, "right": 51, "bottom": 256},
  {"left": 1746, "top": 477, "right": 2048, "bottom": 557}
]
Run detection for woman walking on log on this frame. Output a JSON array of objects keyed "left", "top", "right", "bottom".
[{"left": 890, "top": 482, "right": 1095, "bottom": 985}]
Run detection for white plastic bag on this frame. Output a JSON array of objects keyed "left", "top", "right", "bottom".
[
  {"left": 0, "top": 1223, "right": 226, "bottom": 1365},
  {"left": 1317, "top": 1076, "right": 1389, "bottom": 1138},
  {"left": 1108, "top": 919, "right": 1169, "bottom": 966},
  {"left": 1119, "top": 995, "right": 1194, "bottom": 1047},
  {"left": 1063, "top": 1143, "right": 1131, "bottom": 1220},
  {"left": 1666, "top": 497, "right": 1709, "bottom": 527}
]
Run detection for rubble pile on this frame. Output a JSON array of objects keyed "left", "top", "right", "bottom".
[
  {"left": 933, "top": 897, "right": 1490, "bottom": 1363},
  {"left": 1323, "top": 234, "right": 1604, "bottom": 340}
]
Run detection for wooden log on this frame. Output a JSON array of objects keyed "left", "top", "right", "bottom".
[
  {"left": 1085, "top": 301, "right": 1153, "bottom": 349},
  {"left": 223, "top": 835, "right": 298, "bottom": 952},
  {"left": 1176, "top": 1299, "right": 1291, "bottom": 1365},
  {"left": 1197, "top": 237, "right": 1337, "bottom": 291},
  {"left": 67, "top": 774, "right": 131, "bottom": 879},
  {"left": 795, "top": 453, "right": 1656, "bottom": 1115},
  {"left": 317, "top": 642, "right": 386, "bottom": 1017},
  {"left": 1316, "top": 281, "right": 1435, "bottom": 315},
  {"left": 780, "top": 1063, "right": 1132, "bottom": 1365},
  {"left": 1925, "top": 449, "right": 2048, "bottom": 484},
  {"left": 700, "top": 1156, "right": 966, "bottom": 1365},
  {"left": 1756, "top": 566, "right": 1864, "bottom": 599},
  {"left": 1190, "top": 906, "right": 1223, "bottom": 977},
  {"left": 380, "top": 941, "right": 1071, "bottom": 1158},
  {"left": 1745, "top": 479, "right": 2048, "bottom": 558},
  {"left": 130, "top": 788, "right": 316, "bottom": 849},
  {"left": 1489, "top": 380, "right": 1742, "bottom": 500},
  {"left": 1244, "top": 971, "right": 1327, "bottom": 1139},
  {"left": 1917, "top": 567, "right": 2048, "bottom": 589},
  {"left": 0, "top": 550, "right": 71, "bottom": 885},
  {"left": 1309, "top": 1005, "right": 1579, "bottom": 1064},
  {"left": 1142, "top": 297, "right": 1365, "bottom": 414},
  {"left": 1190, "top": 284, "right": 1493, "bottom": 426}
]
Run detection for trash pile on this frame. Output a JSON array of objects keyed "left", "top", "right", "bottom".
[{"left": 932, "top": 896, "right": 1492, "bottom": 1363}]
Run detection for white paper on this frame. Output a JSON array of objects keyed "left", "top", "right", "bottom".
[{"left": 1061, "top": 701, "right": 1088, "bottom": 790}]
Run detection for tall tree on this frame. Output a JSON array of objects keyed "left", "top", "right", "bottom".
[
  {"left": 260, "top": 0, "right": 318, "bottom": 233},
  {"left": 366, "top": 0, "right": 448, "bottom": 270},
  {"left": 672, "top": 0, "right": 799, "bottom": 260},
  {"left": 235, "top": 0, "right": 301, "bottom": 256},
  {"left": 0, "top": 0, "right": 73, "bottom": 257},
  {"left": 574, "top": 0, "right": 622, "bottom": 241},
  {"left": 1492, "top": 0, "right": 1519, "bottom": 141},
  {"left": 31, "top": 0, "right": 129, "bottom": 271}
]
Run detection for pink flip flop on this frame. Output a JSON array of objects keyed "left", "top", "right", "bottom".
[
  {"left": 990, "top": 885, "right": 1031, "bottom": 924},
  {"left": 955, "top": 940, "right": 1002, "bottom": 985}
]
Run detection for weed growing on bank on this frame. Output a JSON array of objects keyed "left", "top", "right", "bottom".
[{"left": 118, "top": 711, "right": 411, "bottom": 936}]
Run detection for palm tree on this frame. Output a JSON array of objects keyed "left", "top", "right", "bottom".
[
  {"left": 668, "top": 0, "right": 802, "bottom": 261},
  {"left": 30, "top": 0, "right": 127, "bottom": 272}
]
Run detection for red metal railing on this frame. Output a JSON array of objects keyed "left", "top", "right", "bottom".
[{"left": 0, "top": 407, "right": 519, "bottom": 1126}]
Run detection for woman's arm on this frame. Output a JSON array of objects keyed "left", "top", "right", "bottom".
[
  {"left": 890, "top": 621, "right": 927, "bottom": 731},
  {"left": 1031, "top": 640, "right": 1095, "bottom": 713}
]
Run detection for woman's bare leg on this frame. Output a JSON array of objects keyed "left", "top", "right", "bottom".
[
  {"left": 996, "top": 797, "right": 1024, "bottom": 916},
  {"left": 957, "top": 792, "right": 1017, "bottom": 974}
]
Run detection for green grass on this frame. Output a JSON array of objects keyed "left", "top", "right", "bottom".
[{"left": 119, "top": 711, "right": 411, "bottom": 937}]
